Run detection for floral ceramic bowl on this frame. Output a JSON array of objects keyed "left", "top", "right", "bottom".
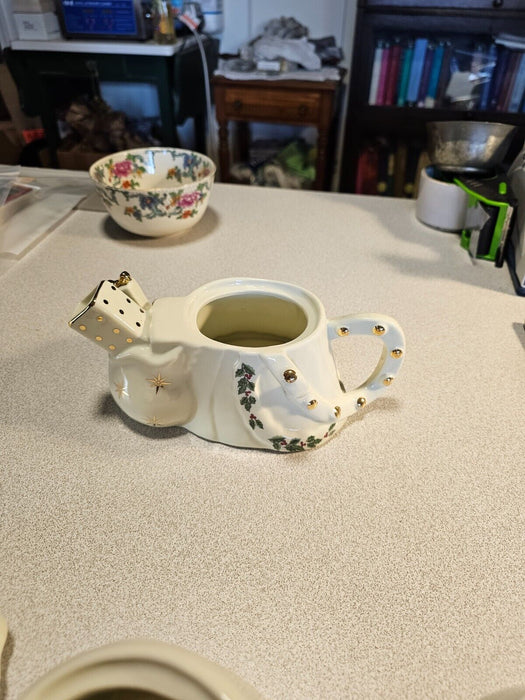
[{"left": 89, "top": 147, "right": 216, "bottom": 237}]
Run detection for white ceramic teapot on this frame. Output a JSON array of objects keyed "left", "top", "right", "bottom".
[{"left": 69, "top": 273, "right": 405, "bottom": 452}]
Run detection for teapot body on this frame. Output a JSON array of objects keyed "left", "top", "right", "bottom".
[{"left": 70, "top": 276, "right": 406, "bottom": 451}]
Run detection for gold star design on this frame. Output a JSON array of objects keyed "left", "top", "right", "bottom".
[
  {"left": 147, "top": 373, "right": 171, "bottom": 394},
  {"left": 114, "top": 381, "right": 128, "bottom": 398},
  {"left": 146, "top": 416, "right": 162, "bottom": 426}
]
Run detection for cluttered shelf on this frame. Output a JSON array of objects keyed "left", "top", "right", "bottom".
[
  {"left": 366, "top": 33, "right": 525, "bottom": 113},
  {"left": 4, "top": 34, "right": 218, "bottom": 169},
  {"left": 352, "top": 134, "right": 426, "bottom": 199},
  {"left": 340, "top": 1, "right": 525, "bottom": 195},
  {"left": 349, "top": 106, "right": 525, "bottom": 197},
  {"left": 212, "top": 17, "right": 345, "bottom": 191}
]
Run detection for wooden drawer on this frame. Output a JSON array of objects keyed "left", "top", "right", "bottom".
[{"left": 221, "top": 87, "right": 321, "bottom": 123}]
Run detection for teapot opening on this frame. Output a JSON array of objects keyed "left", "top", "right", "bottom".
[
  {"left": 197, "top": 293, "right": 308, "bottom": 347},
  {"left": 83, "top": 691, "right": 168, "bottom": 699}
]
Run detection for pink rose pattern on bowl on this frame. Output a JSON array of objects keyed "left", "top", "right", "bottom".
[{"left": 90, "top": 148, "right": 215, "bottom": 234}]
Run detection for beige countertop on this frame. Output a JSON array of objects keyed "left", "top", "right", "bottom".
[{"left": 1, "top": 178, "right": 524, "bottom": 700}]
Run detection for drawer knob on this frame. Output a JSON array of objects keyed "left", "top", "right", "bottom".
[
  {"left": 233, "top": 99, "right": 242, "bottom": 111},
  {"left": 298, "top": 104, "right": 308, "bottom": 117}
]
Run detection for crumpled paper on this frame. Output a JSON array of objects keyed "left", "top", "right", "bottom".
[{"left": 253, "top": 36, "right": 322, "bottom": 71}]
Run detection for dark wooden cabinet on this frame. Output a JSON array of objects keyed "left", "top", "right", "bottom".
[
  {"left": 340, "top": 0, "right": 525, "bottom": 195},
  {"left": 5, "top": 37, "right": 218, "bottom": 167}
]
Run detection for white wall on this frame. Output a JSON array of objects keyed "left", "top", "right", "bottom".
[
  {"left": 0, "top": 0, "right": 17, "bottom": 49},
  {"left": 221, "top": 0, "right": 355, "bottom": 72}
]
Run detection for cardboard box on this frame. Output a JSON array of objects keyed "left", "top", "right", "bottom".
[
  {"left": 14, "top": 12, "right": 61, "bottom": 39},
  {"left": 0, "top": 129, "right": 23, "bottom": 165},
  {"left": 57, "top": 149, "right": 106, "bottom": 171},
  {"left": 12, "top": 0, "right": 56, "bottom": 13},
  {"left": 0, "top": 64, "right": 42, "bottom": 141}
]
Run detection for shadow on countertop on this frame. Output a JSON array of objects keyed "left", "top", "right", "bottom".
[
  {"left": 340, "top": 194, "right": 519, "bottom": 297},
  {"left": 0, "top": 630, "right": 13, "bottom": 700},
  {"left": 97, "top": 392, "right": 188, "bottom": 441},
  {"left": 101, "top": 207, "right": 220, "bottom": 248}
]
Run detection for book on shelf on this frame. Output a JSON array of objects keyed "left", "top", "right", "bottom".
[
  {"left": 478, "top": 43, "right": 498, "bottom": 110},
  {"left": 393, "top": 140, "right": 407, "bottom": 198},
  {"left": 355, "top": 143, "right": 379, "bottom": 195},
  {"left": 368, "top": 39, "right": 384, "bottom": 105},
  {"left": 396, "top": 40, "right": 414, "bottom": 106},
  {"left": 495, "top": 33, "right": 525, "bottom": 50},
  {"left": 508, "top": 53, "right": 525, "bottom": 112},
  {"left": 434, "top": 41, "right": 453, "bottom": 107},
  {"left": 376, "top": 138, "right": 395, "bottom": 196},
  {"left": 384, "top": 39, "right": 402, "bottom": 106},
  {"left": 376, "top": 42, "right": 392, "bottom": 105},
  {"left": 406, "top": 37, "right": 428, "bottom": 105},
  {"left": 484, "top": 46, "right": 525, "bottom": 112},
  {"left": 416, "top": 42, "right": 435, "bottom": 107},
  {"left": 423, "top": 41, "right": 444, "bottom": 107},
  {"left": 488, "top": 46, "right": 511, "bottom": 110},
  {"left": 403, "top": 142, "right": 422, "bottom": 198},
  {"left": 497, "top": 50, "right": 520, "bottom": 111}
]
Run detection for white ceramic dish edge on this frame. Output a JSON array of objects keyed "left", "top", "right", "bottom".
[{"left": 20, "top": 638, "right": 264, "bottom": 700}]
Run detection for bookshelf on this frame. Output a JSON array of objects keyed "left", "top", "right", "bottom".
[{"left": 340, "top": 0, "right": 525, "bottom": 197}]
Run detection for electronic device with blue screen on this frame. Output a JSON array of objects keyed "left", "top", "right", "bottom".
[{"left": 56, "top": 0, "right": 152, "bottom": 40}]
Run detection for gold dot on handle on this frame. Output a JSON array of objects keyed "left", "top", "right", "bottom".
[
  {"left": 95, "top": 336, "right": 102, "bottom": 342},
  {"left": 391, "top": 348, "right": 403, "bottom": 359},
  {"left": 283, "top": 369, "right": 297, "bottom": 383},
  {"left": 97, "top": 316, "right": 103, "bottom": 322},
  {"left": 356, "top": 397, "right": 367, "bottom": 408},
  {"left": 373, "top": 325, "right": 385, "bottom": 335},
  {"left": 108, "top": 345, "right": 116, "bottom": 351},
  {"left": 337, "top": 326, "right": 349, "bottom": 336},
  {"left": 126, "top": 338, "right": 133, "bottom": 343},
  {"left": 307, "top": 399, "right": 318, "bottom": 409},
  {"left": 334, "top": 406, "right": 341, "bottom": 418},
  {"left": 79, "top": 325, "right": 86, "bottom": 331},
  {"left": 113, "top": 328, "right": 120, "bottom": 334},
  {"left": 383, "top": 376, "right": 394, "bottom": 386}
]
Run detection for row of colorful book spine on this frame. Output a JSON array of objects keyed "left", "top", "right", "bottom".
[
  {"left": 367, "top": 37, "right": 525, "bottom": 113},
  {"left": 355, "top": 137, "right": 428, "bottom": 199}
]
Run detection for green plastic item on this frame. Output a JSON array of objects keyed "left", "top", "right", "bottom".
[
  {"left": 454, "top": 175, "right": 516, "bottom": 264},
  {"left": 276, "top": 140, "right": 316, "bottom": 182}
]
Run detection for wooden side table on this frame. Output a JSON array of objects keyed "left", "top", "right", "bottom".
[{"left": 212, "top": 75, "right": 341, "bottom": 190}]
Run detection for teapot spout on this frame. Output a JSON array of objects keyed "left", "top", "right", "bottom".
[{"left": 69, "top": 272, "right": 150, "bottom": 355}]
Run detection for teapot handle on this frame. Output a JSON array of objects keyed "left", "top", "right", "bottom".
[{"left": 327, "top": 313, "right": 405, "bottom": 417}]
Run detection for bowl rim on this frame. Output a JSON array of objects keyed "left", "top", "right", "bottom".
[
  {"left": 88, "top": 146, "right": 216, "bottom": 193},
  {"left": 426, "top": 120, "right": 517, "bottom": 134}
]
